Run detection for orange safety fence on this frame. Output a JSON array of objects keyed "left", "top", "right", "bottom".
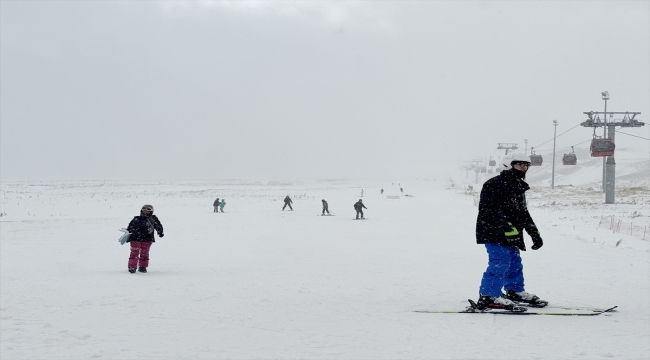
[{"left": 598, "top": 215, "right": 648, "bottom": 240}]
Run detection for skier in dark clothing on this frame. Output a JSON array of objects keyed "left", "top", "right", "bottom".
[
  {"left": 282, "top": 195, "right": 293, "bottom": 211},
  {"left": 354, "top": 199, "right": 367, "bottom": 219},
  {"left": 126, "top": 204, "right": 164, "bottom": 273},
  {"left": 321, "top": 199, "right": 330, "bottom": 215},
  {"left": 475, "top": 153, "right": 546, "bottom": 310},
  {"left": 213, "top": 198, "right": 220, "bottom": 213}
]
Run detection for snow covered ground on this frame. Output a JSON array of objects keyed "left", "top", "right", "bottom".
[{"left": 1, "top": 176, "right": 649, "bottom": 359}]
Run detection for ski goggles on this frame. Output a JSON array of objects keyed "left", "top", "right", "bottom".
[{"left": 512, "top": 162, "right": 531, "bottom": 167}]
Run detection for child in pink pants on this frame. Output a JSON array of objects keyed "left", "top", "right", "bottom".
[{"left": 126, "top": 204, "right": 164, "bottom": 273}]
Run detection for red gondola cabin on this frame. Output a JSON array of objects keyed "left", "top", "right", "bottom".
[
  {"left": 529, "top": 155, "right": 543, "bottom": 166},
  {"left": 590, "top": 138, "right": 615, "bottom": 157},
  {"left": 562, "top": 153, "right": 577, "bottom": 165}
]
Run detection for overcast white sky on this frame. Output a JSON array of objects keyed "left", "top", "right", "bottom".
[{"left": 1, "top": 0, "right": 648, "bottom": 181}]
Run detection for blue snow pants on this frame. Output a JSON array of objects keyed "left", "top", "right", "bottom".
[{"left": 479, "top": 243, "right": 525, "bottom": 297}]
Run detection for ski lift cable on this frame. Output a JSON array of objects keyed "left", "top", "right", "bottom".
[
  {"left": 615, "top": 130, "right": 650, "bottom": 141},
  {"left": 535, "top": 139, "right": 592, "bottom": 152},
  {"left": 531, "top": 123, "right": 582, "bottom": 149},
  {"left": 571, "top": 139, "right": 593, "bottom": 147}
]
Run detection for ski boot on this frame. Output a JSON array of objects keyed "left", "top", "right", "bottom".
[
  {"left": 503, "top": 290, "right": 548, "bottom": 308},
  {"left": 138, "top": 267, "right": 147, "bottom": 273},
  {"left": 475, "top": 294, "right": 518, "bottom": 311},
  {"left": 128, "top": 268, "right": 136, "bottom": 274}
]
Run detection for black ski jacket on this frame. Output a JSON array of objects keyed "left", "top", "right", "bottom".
[
  {"left": 475, "top": 169, "right": 540, "bottom": 251},
  {"left": 284, "top": 196, "right": 292, "bottom": 204},
  {"left": 127, "top": 215, "right": 164, "bottom": 242},
  {"left": 354, "top": 201, "right": 367, "bottom": 210}
]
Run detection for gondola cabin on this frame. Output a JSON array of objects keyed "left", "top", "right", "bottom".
[
  {"left": 480, "top": 166, "right": 487, "bottom": 173},
  {"left": 529, "top": 155, "right": 543, "bottom": 166},
  {"left": 562, "top": 153, "right": 577, "bottom": 165},
  {"left": 488, "top": 159, "right": 496, "bottom": 166},
  {"left": 590, "top": 138, "right": 615, "bottom": 157}
]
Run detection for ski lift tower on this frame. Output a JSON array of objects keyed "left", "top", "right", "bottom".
[
  {"left": 463, "top": 162, "right": 473, "bottom": 179},
  {"left": 581, "top": 94, "right": 644, "bottom": 204},
  {"left": 497, "top": 143, "right": 519, "bottom": 155},
  {"left": 472, "top": 158, "right": 484, "bottom": 184},
  {"left": 524, "top": 139, "right": 528, "bottom": 155}
]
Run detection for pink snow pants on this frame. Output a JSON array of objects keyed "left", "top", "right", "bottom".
[{"left": 128, "top": 241, "right": 153, "bottom": 268}]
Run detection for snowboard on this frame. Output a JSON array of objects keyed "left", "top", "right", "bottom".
[{"left": 118, "top": 228, "right": 130, "bottom": 245}]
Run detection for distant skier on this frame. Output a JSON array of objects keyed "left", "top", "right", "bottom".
[
  {"left": 282, "top": 195, "right": 293, "bottom": 211},
  {"left": 126, "top": 204, "right": 164, "bottom": 274},
  {"left": 400, "top": 188, "right": 403, "bottom": 193},
  {"left": 475, "top": 153, "right": 546, "bottom": 310},
  {"left": 213, "top": 198, "right": 220, "bottom": 213},
  {"left": 321, "top": 199, "right": 330, "bottom": 215},
  {"left": 354, "top": 199, "right": 367, "bottom": 219},
  {"left": 380, "top": 189, "right": 384, "bottom": 194},
  {"left": 219, "top": 199, "right": 226, "bottom": 213},
  {"left": 360, "top": 189, "right": 364, "bottom": 197}
]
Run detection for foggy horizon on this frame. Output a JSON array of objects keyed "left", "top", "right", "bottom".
[{"left": 1, "top": 1, "right": 649, "bottom": 181}]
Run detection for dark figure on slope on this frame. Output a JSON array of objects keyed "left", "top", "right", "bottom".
[
  {"left": 353, "top": 199, "right": 367, "bottom": 219},
  {"left": 321, "top": 199, "right": 330, "bottom": 215},
  {"left": 282, "top": 195, "right": 293, "bottom": 211},
  {"left": 475, "top": 153, "right": 546, "bottom": 310},
  {"left": 126, "top": 204, "right": 164, "bottom": 273},
  {"left": 213, "top": 198, "right": 220, "bottom": 213}
]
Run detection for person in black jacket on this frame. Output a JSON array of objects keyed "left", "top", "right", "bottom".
[
  {"left": 126, "top": 204, "right": 164, "bottom": 273},
  {"left": 213, "top": 198, "right": 220, "bottom": 213},
  {"left": 474, "top": 153, "right": 546, "bottom": 310},
  {"left": 282, "top": 195, "right": 293, "bottom": 211},
  {"left": 354, "top": 199, "right": 367, "bottom": 219},
  {"left": 321, "top": 199, "right": 330, "bottom": 215}
]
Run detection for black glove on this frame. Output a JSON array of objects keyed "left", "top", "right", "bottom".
[
  {"left": 531, "top": 232, "right": 543, "bottom": 250},
  {"left": 159, "top": 233, "right": 164, "bottom": 238}
]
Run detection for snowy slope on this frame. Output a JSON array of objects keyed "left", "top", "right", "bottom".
[{"left": 1, "top": 179, "right": 648, "bottom": 360}]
